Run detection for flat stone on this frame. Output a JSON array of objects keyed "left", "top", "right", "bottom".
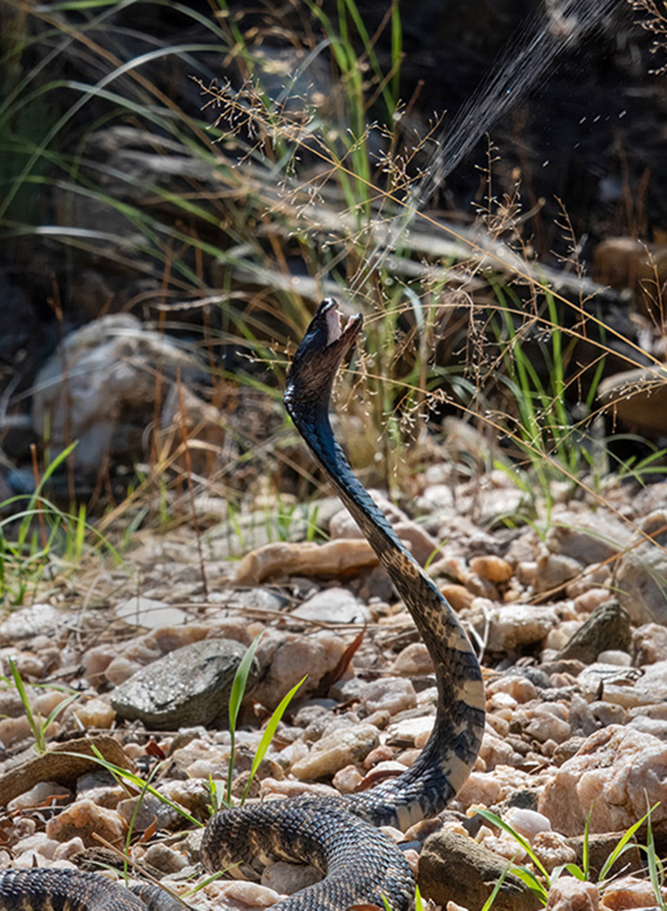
[
  {"left": 234, "top": 540, "right": 378, "bottom": 585},
  {"left": 115, "top": 597, "right": 188, "bottom": 629},
  {"left": 291, "top": 724, "right": 379, "bottom": 780},
  {"left": 291, "top": 587, "right": 370, "bottom": 624},
  {"left": 110, "top": 639, "right": 258, "bottom": 729},
  {"left": 0, "top": 736, "right": 133, "bottom": 807},
  {"left": 0, "top": 604, "right": 74, "bottom": 643},
  {"left": 615, "top": 509, "right": 667, "bottom": 624},
  {"left": 539, "top": 725, "right": 667, "bottom": 835},
  {"left": 419, "top": 829, "right": 542, "bottom": 911},
  {"left": 558, "top": 600, "right": 631, "bottom": 663}
]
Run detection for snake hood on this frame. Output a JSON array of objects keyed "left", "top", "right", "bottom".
[{"left": 284, "top": 298, "right": 362, "bottom": 425}]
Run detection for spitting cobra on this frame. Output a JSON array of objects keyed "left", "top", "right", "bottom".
[{"left": 0, "top": 299, "right": 485, "bottom": 911}]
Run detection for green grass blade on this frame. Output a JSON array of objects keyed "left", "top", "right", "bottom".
[
  {"left": 226, "top": 633, "right": 263, "bottom": 804},
  {"left": 473, "top": 809, "right": 551, "bottom": 882},
  {"left": 8, "top": 658, "right": 42, "bottom": 751},
  {"left": 599, "top": 803, "right": 660, "bottom": 883},
  {"left": 241, "top": 674, "right": 306, "bottom": 805}
]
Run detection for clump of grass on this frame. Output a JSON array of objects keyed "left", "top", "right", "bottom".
[
  {"left": 0, "top": 659, "right": 79, "bottom": 753},
  {"left": 475, "top": 804, "right": 662, "bottom": 907}
]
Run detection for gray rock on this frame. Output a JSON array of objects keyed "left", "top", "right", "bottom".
[
  {"left": 418, "top": 829, "right": 541, "bottom": 911},
  {"left": 115, "top": 597, "right": 188, "bottom": 629},
  {"left": 558, "top": 600, "right": 631, "bottom": 664},
  {"left": 546, "top": 512, "right": 633, "bottom": 565},
  {"left": 261, "top": 861, "right": 323, "bottom": 895},
  {"left": 615, "top": 509, "right": 667, "bottom": 623},
  {"left": 291, "top": 587, "right": 370, "bottom": 623},
  {"left": 110, "top": 639, "right": 258, "bottom": 729},
  {"left": 32, "top": 314, "right": 202, "bottom": 478},
  {"left": 0, "top": 604, "right": 75, "bottom": 643},
  {"left": 533, "top": 552, "right": 583, "bottom": 593}
]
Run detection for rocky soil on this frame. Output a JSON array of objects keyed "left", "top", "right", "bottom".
[{"left": 2, "top": 455, "right": 667, "bottom": 911}]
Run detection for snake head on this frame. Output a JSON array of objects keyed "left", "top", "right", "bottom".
[{"left": 284, "top": 299, "right": 362, "bottom": 421}]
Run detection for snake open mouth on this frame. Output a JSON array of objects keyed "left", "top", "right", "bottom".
[{"left": 321, "top": 299, "right": 362, "bottom": 349}]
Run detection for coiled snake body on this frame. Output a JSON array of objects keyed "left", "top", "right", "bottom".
[{"left": 1, "top": 300, "right": 485, "bottom": 911}]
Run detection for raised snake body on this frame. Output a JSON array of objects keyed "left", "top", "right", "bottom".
[{"left": 1, "top": 299, "right": 485, "bottom": 911}]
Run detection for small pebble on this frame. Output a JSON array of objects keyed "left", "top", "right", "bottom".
[
  {"left": 46, "top": 799, "right": 125, "bottom": 847},
  {"left": 332, "top": 764, "right": 363, "bottom": 793},
  {"left": 504, "top": 807, "right": 552, "bottom": 843},
  {"left": 469, "top": 555, "right": 513, "bottom": 583},
  {"left": 360, "top": 677, "right": 417, "bottom": 716}
]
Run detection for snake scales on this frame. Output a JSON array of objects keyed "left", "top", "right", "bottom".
[{"left": 1, "top": 299, "right": 485, "bottom": 911}]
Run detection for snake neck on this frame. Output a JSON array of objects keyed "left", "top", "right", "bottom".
[{"left": 288, "top": 402, "right": 485, "bottom": 820}]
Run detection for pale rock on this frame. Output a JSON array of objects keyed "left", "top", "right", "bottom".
[
  {"left": 13, "top": 834, "right": 60, "bottom": 859},
  {"left": 517, "top": 561, "right": 539, "bottom": 586},
  {"left": 0, "top": 715, "right": 48, "bottom": 748},
  {"left": 524, "top": 704, "right": 572, "bottom": 744},
  {"left": 597, "top": 650, "right": 631, "bottom": 666},
  {"left": 633, "top": 622, "right": 667, "bottom": 664},
  {"left": 579, "top": 659, "right": 667, "bottom": 709},
  {"left": 546, "top": 512, "right": 633, "bottom": 566},
  {"left": 8, "top": 782, "right": 71, "bottom": 813},
  {"left": 544, "top": 621, "right": 583, "bottom": 652},
  {"left": 53, "top": 837, "right": 86, "bottom": 863},
  {"left": 219, "top": 881, "right": 282, "bottom": 907},
  {"left": 363, "top": 744, "right": 396, "bottom": 768},
  {"left": 104, "top": 656, "right": 145, "bottom": 686},
  {"left": 601, "top": 875, "right": 665, "bottom": 910},
  {"left": 360, "top": 677, "right": 417, "bottom": 716},
  {"left": 291, "top": 587, "right": 370, "bottom": 624},
  {"left": 416, "top": 483, "right": 455, "bottom": 513},
  {"left": 615, "top": 509, "right": 667, "bottom": 623},
  {"left": 260, "top": 778, "right": 338, "bottom": 801},
  {"left": 143, "top": 843, "right": 188, "bottom": 874},
  {"left": 486, "top": 714, "right": 510, "bottom": 737},
  {"left": 572, "top": 588, "right": 615, "bottom": 614},
  {"left": 539, "top": 725, "right": 667, "bottom": 835},
  {"left": 234, "top": 540, "right": 378, "bottom": 585},
  {"left": 487, "top": 676, "right": 538, "bottom": 704},
  {"left": 626, "top": 714, "right": 667, "bottom": 740},
  {"left": 0, "top": 604, "right": 73, "bottom": 643},
  {"left": 74, "top": 697, "right": 116, "bottom": 729},
  {"left": 158, "top": 779, "right": 211, "bottom": 818},
  {"left": 566, "top": 565, "right": 612, "bottom": 599},
  {"left": 83, "top": 646, "right": 116, "bottom": 684},
  {"left": 46, "top": 799, "right": 125, "bottom": 847},
  {"left": 261, "top": 861, "right": 322, "bottom": 894},
  {"left": 253, "top": 632, "right": 346, "bottom": 711},
  {"left": 390, "top": 643, "right": 434, "bottom": 677},
  {"left": 332, "top": 764, "right": 363, "bottom": 793},
  {"left": 480, "top": 834, "right": 528, "bottom": 862},
  {"left": 479, "top": 732, "right": 521, "bottom": 769},
  {"left": 533, "top": 831, "right": 577, "bottom": 873},
  {"left": 115, "top": 596, "right": 189, "bottom": 629},
  {"left": 546, "top": 878, "right": 599, "bottom": 911},
  {"left": 504, "top": 808, "right": 552, "bottom": 843},
  {"left": 32, "top": 314, "right": 202, "bottom": 475},
  {"left": 291, "top": 724, "right": 379, "bottom": 780},
  {"left": 386, "top": 716, "right": 434, "bottom": 746},
  {"left": 488, "top": 691, "right": 518, "bottom": 711},
  {"left": 8, "top": 652, "right": 47, "bottom": 679},
  {"left": 477, "top": 603, "right": 558, "bottom": 652},
  {"left": 534, "top": 553, "right": 584, "bottom": 594}
]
